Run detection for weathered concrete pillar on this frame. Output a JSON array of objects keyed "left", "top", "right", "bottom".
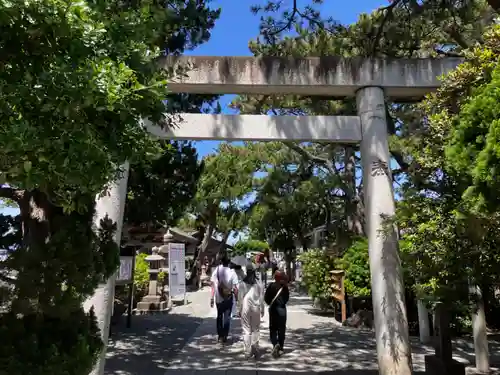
[
  {"left": 357, "top": 87, "right": 412, "bottom": 375},
  {"left": 417, "top": 299, "right": 431, "bottom": 344},
  {"left": 470, "top": 283, "right": 489, "bottom": 373},
  {"left": 84, "top": 162, "right": 130, "bottom": 375}
]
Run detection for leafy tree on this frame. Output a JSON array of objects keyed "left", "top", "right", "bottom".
[
  {"left": 188, "top": 143, "right": 260, "bottom": 276},
  {"left": 433, "top": 25, "right": 500, "bottom": 212},
  {"left": 246, "top": 142, "right": 347, "bottom": 252},
  {"left": 394, "top": 24, "right": 500, "bottom": 308},
  {"left": 232, "top": 239, "right": 269, "bottom": 257},
  {"left": 0, "top": 0, "right": 220, "bottom": 374},
  {"left": 125, "top": 140, "right": 202, "bottom": 227}
]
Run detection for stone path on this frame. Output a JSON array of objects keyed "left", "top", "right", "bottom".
[
  {"left": 105, "top": 287, "right": 500, "bottom": 375},
  {"left": 165, "top": 291, "right": 500, "bottom": 375},
  {"left": 104, "top": 288, "right": 213, "bottom": 375}
]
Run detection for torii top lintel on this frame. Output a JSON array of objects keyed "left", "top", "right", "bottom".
[{"left": 160, "top": 56, "right": 462, "bottom": 101}]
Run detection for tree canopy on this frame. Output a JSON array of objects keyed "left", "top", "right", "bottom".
[
  {"left": 125, "top": 140, "right": 202, "bottom": 227},
  {"left": 0, "top": 1, "right": 220, "bottom": 374}
]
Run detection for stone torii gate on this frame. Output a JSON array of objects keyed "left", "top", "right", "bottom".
[{"left": 87, "top": 56, "right": 460, "bottom": 375}]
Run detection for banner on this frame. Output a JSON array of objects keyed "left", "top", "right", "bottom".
[
  {"left": 116, "top": 256, "right": 134, "bottom": 285},
  {"left": 168, "top": 243, "right": 186, "bottom": 299}
]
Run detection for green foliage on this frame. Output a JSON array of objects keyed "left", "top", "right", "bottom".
[
  {"left": 0, "top": 199, "right": 119, "bottom": 375},
  {"left": 298, "top": 249, "right": 336, "bottom": 304},
  {"left": 126, "top": 140, "right": 202, "bottom": 226},
  {"left": 335, "top": 238, "right": 371, "bottom": 297},
  {"left": 158, "top": 270, "right": 167, "bottom": 286},
  {"left": 390, "top": 23, "right": 500, "bottom": 308},
  {"left": 0, "top": 308, "right": 102, "bottom": 375},
  {"left": 0, "top": 0, "right": 173, "bottom": 209},
  {"left": 134, "top": 253, "right": 150, "bottom": 295},
  {"left": 232, "top": 239, "right": 269, "bottom": 256},
  {"left": 0, "top": 1, "right": 220, "bottom": 374},
  {"left": 189, "top": 143, "right": 261, "bottom": 262},
  {"left": 131, "top": 253, "right": 169, "bottom": 302},
  {"left": 243, "top": 142, "right": 344, "bottom": 251},
  {"left": 435, "top": 25, "right": 500, "bottom": 212}
]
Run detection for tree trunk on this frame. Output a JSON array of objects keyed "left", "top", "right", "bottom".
[
  {"left": 11, "top": 189, "right": 60, "bottom": 314},
  {"left": 218, "top": 231, "right": 230, "bottom": 258},
  {"left": 190, "top": 222, "right": 215, "bottom": 284},
  {"left": 344, "top": 146, "right": 364, "bottom": 236}
]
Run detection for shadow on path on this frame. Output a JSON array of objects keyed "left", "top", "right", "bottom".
[
  {"left": 164, "top": 370, "right": 425, "bottom": 375},
  {"left": 105, "top": 313, "right": 203, "bottom": 375},
  {"left": 105, "top": 289, "right": 500, "bottom": 375},
  {"left": 167, "top": 318, "right": 429, "bottom": 373},
  {"left": 167, "top": 317, "right": 500, "bottom": 374}
]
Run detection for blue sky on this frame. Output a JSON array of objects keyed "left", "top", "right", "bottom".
[{"left": 187, "top": 0, "right": 386, "bottom": 159}]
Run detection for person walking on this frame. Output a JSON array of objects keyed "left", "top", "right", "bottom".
[
  {"left": 210, "top": 255, "right": 239, "bottom": 344},
  {"left": 231, "top": 264, "right": 245, "bottom": 318},
  {"left": 237, "top": 263, "right": 265, "bottom": 359},
  {"left": 264, "top": 270, "right": 289, "bottom": 358}
]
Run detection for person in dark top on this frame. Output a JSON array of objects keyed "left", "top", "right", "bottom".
[
  {"left": 264, "top": 270, "right": 289, "bottom": 358},
  {"left": 271, "top": 265, "right": 279, "bottom": 278}
]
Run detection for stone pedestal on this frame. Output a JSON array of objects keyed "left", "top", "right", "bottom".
[
  {"left": 425, "top": 303, "right": 465, "bottom": 375},
  {"left": 136, "top": 295, "right": 168, "bottom": 311},
  {"left": 136, "top": 249, "right": 168, "bottom": 313},
  {"left": 424, "top": 355, "right": 466, "bottom": 375},
  {"left": 417, "top": 299, "right": 431, "bottom": 344},
  {"left": 470, "top": 283, "right": 490, "bottom": 373}
]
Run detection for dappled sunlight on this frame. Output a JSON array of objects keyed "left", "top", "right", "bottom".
[
  {"left": 105, "top": 309, "right": 205, "bottom": 375},
  {"left": 104, "top": 291, "right": 500, "bottom": 375}
]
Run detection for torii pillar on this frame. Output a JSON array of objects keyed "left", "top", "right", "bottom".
[{"left": 358, "top": 86, "right": 412, "bottom": 375}]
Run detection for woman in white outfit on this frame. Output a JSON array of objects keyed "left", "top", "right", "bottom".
[
  {"left": 237, "top": 263, "right": 265, "bottom": 359},
  {"left": 231, "top": 264, "right": 245, "bottom": 317}
]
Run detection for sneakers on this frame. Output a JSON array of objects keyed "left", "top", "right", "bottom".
[
  {"left": 253, "top": 346, "right": 260, "bottom": 360},
  {"left": 271, "top": 344, "right": 281, "bottom": 358},
  {"left": 244, "top": 345, "right": 260, "bottom": 360}
]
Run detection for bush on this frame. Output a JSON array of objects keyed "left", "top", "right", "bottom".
[
  {"left": 298, "top": 249, "right": 336, "bottom": 307},
  {"left": 0, "top": 309, "right": 102, "bottom": 375},
  {"left": 335, "top": 238, "right": 371, "bottom": 298},
  {"left": 134, "top": 253, "right": 150, "bottom": 294}
]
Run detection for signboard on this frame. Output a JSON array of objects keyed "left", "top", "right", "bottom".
[
  {"left": 330, "top": 270, "right": 345, "bottom": 301},
  {"left": 330, "top": 269, "right": 347, "bottom": 322},
  {"left": 168, "top": 243, "right": 186, "bottom": 300},
  {"left": 116, "top": 256, "right": 135, "bottom": 285}
]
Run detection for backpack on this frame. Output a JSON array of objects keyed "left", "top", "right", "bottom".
[{"left": 217, "top": 267, "right": 232, "bottom": 299}]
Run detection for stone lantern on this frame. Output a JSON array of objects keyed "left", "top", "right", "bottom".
[{"left": 136, "top": 246, "right": 168, "bottom": 312}]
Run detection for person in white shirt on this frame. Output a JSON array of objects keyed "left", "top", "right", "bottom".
[
  {"left": 237, "top": 263, "right": 265, "bottom": 359},
  {"left": 231, "top": 264, "right": 245, "bottom": 318},
  {"left": 210, "top": 255, "right": 239, "bottom": 343}
]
